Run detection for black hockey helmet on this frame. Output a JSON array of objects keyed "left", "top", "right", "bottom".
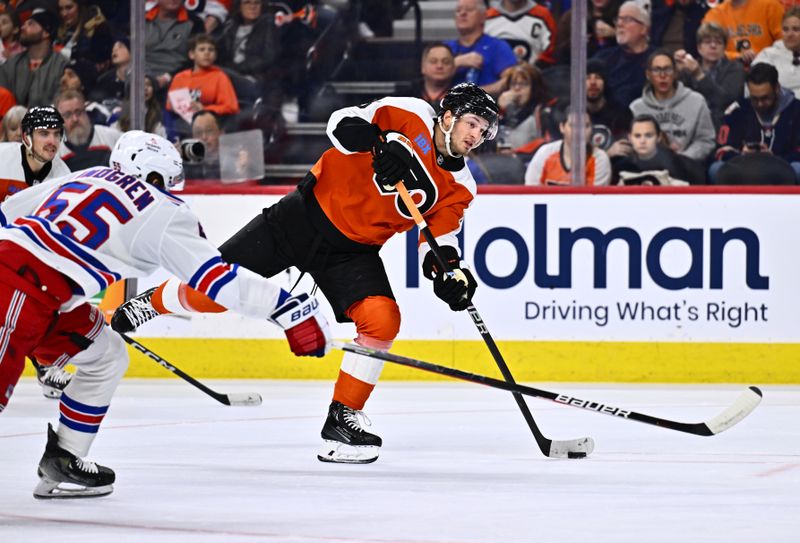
[
  {"left": 439, "top": 83, "right": 499, "bottom": 140},
  {"left": 21, "top": 106, "right": 65, "bottom": 136}
]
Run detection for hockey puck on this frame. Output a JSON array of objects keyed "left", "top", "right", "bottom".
[{"left": 567, "top": 451, "right": 587, "bottom": 459}]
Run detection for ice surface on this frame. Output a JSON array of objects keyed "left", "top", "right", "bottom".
[{"left": 2, "top": 380, "right": 797, "bottom": 542}]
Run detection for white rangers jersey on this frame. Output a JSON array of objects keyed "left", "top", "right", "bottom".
[
  {"left": 0, "top": 141, "right": 71, "bottom": 201},
  {"left": 0, "top": 165, "right": 280, "bottom": 315}
]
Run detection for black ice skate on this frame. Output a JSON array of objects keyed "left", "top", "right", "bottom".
[
  {"left": 34, "top": 424, "right": 115, "bottom": 499},
  {"left": 34, "top": 360, "right": 73, "bottom": 399},
  {"left": 318, "top": 401, "right": 382, "bottom": 464},
  {"left": 111, "top": 287, "right": 159, "bottom": 333}
]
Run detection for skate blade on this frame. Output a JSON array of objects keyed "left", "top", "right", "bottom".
[
  {"left": 317, "top": 441, "right": 379, "bottom": 464},
  {"left": 33, "top": 477, "right": 113, "bottom": 499}
]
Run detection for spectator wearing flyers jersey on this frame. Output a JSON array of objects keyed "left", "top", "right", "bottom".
[
  {"left": 585, "top": 59, "right": 632, "bottom": 153},
  {"left": 485, "top": 0, "right": 558, "bottom": 68},
  {"left": 525, "top": 106, "right": 611, "bottom": 186},
  {"left": 701, "top": 0, "right": 784, "bottom": 65},
  {"left": 710, "top": 63, "right": 800, "bottom": 184}
]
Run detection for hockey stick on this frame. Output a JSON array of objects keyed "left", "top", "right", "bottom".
[
  {"left": 394, "top": 179, "right": 593, "bottom": 458},
  {"left": 120, "top": 333, "right": 262, "bottom": 406},
  {"left": 333, "top": 342, "right": 763, "bottom": 437}
]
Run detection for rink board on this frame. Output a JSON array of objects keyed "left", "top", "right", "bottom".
[
  {"left": 114, "top": 337, "right": 797, "bottom": 383},
  {"left": 49, "top": 188, "right": 800, "bottom": 382}
]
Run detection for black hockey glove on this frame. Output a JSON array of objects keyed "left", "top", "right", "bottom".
[
  {"left": 372, "top": 134, "right": 412, "bottom": 187},
  {"left": 422, "top": 247, "right": 461, "bottom": 280},
  {"left": 423, "top": 247, "right": 477, "bottom": 311},
  {"left": 433, "top": 268, "right": 477, "bottom": 311}
]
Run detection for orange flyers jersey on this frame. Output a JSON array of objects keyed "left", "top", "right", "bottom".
[
  {"left": 312, "top": 97, "right": 476, "bottom": 250},
  {"left": 524, "top": 141, "right": 611, "bottom": 186}
]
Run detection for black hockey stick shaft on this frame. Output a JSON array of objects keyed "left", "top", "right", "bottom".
[
  {"left": 334, "top": 342, "right": 763, "bottom": 437},
  {"left": 395, "top": 181, "right": 562, "bottom": 456},
  {"left": 120, "top": 333, "right": 261, "bottom": 406}
]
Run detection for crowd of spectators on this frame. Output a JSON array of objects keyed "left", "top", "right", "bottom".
[
  {"left": 0, "top": 0, "right": 798, "bottom": 186},
  {"left": 454, "top": 0, "right": 800, "bottom": 186},
  {"left": 0, "top": 0, "right": 349, "bottom": 181}
]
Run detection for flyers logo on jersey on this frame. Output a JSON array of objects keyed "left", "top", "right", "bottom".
[{"left": 375, "top": 133, "right": 439, "bottom": 220}]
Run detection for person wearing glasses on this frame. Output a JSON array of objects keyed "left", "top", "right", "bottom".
[
  {"left": 630, "top": 50, "right": 715, "bottom": 163},
  {"left": 591, "top": 1, "right": 655, "bottom": 107},
  {"left": 675, "top": 22, "right": 745, "bottom": 130},
  {"left": 702, "top": 0, "right": 784, "bottom": 65},
  {"left": 753, "top": 7, "right": 800, "bottom": 99},
  {"left": 54, "top": 89, "right": 122, "bottom": 171},
  {"left": 710, "top": 62, "right": 800, "bottom": 184},
  {"left": 496, "top": 63, "right": 551, "bottom": 150}
]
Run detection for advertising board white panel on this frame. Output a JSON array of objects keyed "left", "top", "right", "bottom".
[{"left": 137, "top": 193, "right": 799, "bottom": 343}]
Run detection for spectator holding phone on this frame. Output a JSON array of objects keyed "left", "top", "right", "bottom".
[{"left": 710, "top": 63, "right": 800, "bottom": 184}]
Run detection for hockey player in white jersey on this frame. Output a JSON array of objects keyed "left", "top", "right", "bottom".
[
  {"left": 0, "top": 130, "right": 331, "bottom": 499},
  {"left": 0, "top": 106, "right": 74, "bottom": 399}
]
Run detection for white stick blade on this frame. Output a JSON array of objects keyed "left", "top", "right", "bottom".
[
  {"left": 548, "top": 437, "right": 595, "bottom": 459},
  {"left": 705, "top": 386, "right": 763, "bottom": 435},
  {"left": 227, "top": 393, "right": 263, "bottom": 406}
]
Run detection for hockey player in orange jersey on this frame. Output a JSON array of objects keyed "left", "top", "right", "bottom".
[{"left": 112, "top": 83, "right": 500, "bottom": 464}]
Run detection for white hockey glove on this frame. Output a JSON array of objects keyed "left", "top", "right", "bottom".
[{"left": 269, "top": 293, "right": 331, "bottom": 357}]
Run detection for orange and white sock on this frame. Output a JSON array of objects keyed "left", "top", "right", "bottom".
[
  {"left": 332, "top": 335, "right": 391, "bottom": 411},
  {"left": 152, "top": 278, "right": 227, "bottom": 315}
]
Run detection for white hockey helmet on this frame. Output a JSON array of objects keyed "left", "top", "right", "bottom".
[{"left": 109, "top": 130, "right": 185, "bottom": 191}]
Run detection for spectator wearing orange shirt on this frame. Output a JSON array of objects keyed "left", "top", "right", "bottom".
[
  {"left": 702, "top": 0, "right": 784, "bottom": 64},
  {"left": 166, "top": 33, "right": 240, "bottom": 124}
]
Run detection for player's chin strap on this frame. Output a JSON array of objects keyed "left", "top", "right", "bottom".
[
  {"left": 438, "top": 116, "right": 461, "bottom": 158},
  {"left": 23, "top": 135, "right": 52, "bottom": 167},
  {"left": 437, "top": 115, "right": 486, "bottom": 158}
]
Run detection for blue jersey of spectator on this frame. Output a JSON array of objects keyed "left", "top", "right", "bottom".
[{"left": 446, "top": 34, "right": 518, "bottom": 87}]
